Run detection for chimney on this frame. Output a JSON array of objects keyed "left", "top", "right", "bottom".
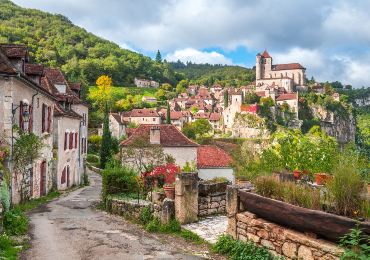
[{"left": 150, "top": 125, "right": 160, "bottom": 144}]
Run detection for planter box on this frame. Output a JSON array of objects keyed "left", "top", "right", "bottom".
[
  {"left": 238, "top": 189, "right": 370, "bottom": 242},
  {"left": 198, "top": 181, "right": 231, "bottom": 196}
]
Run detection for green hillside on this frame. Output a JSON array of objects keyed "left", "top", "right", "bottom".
[{"left": 0, "top": 0, "right": 182, "bottom": 86}]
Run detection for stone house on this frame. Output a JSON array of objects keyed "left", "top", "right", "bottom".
[
  {"left": 275, "top": 93, "right": 299, "bottom": 117},
  {"left": 43, "top": 68, "right": 89, "bottom": 190},
  {"left": 142, "top": 96, "right": 157, "bottom": 103},
  {"left": 196, "top": 91, "right": 215, "bottom": 105},
  {"left": 172, "top": 98, "right": 188, "bottom": 109},
  {"left": 197, "top": 145, "right": 234, "bottom": 183},
  {"left": 0, "top": 44, "right": 57, "bottom": 203},
  {"left": 256, "top": 50, "right": 308, "bottom": 93},
  {"left": 222, "top": 92, "right": 243, "bottom": 131},
  {"left": 209, "top": 113, "right": 222, "bottom": 130},
  {"left": 182, "top": 110, "right": 193, "bottom": 123},
  {"left": 160, "top": 111, "right": 185, "bottom": 130},
  {"left": 193, "top": 112, "right": 211, "bottom": 123},
  {"left": 134, "top": 77, "right": 150, "bottom": 87},
  {"left": 120, "top": 124, "right": 199, "bottom": 168},
  {"left": 333, "top": 93, "right": 340, "bottom": 102},
  {"left": 150, "top": 81, "right": 159, "bottom": 88},
  {"left": 187, "top": 85, "right": 199, "bottom": 95},
  {"left": 129, "top": 109, "right": 161, "bottom": 125},
  {"left": 178, "top": 93, "right": 189, "bottom": 99},
  {"left": 312, "top": 82, "right": 325, "bottom": 93},
  {"left": 98, "top": 113, "right": 128, "bottom": 139}
]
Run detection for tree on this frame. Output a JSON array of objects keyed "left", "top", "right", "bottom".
[
  {"left": 166, "top": 103, "right": 171, "bottom": 124},
  {"left": 193, "top": 119, "right": 213, "bottom": 137},
  {"left": 156, "top": 50, "right": 162, "bottom": 63},
  {"left": 87, "top": 75, "right": 114, "bottom": 112},
  {"left": 155, "top": 89, "right": 167, "bottom": 101},
  {"left": 245, "top": 91, "right": 261, "bottom": 104},
  {"left": 182, "top": 123, "right": 196, "bottom": 139},
  {"left": 224, "top": 89, "right": 229, "bottom": 107},
  {"left": 116, "top": 99, "right": 132, "bottom": 111},
  {"left": 88, "top": 135, "right": 102, "bottom": 152},
  {"left": 191, "top": 107, "right": 199, "bottom": 114},
  {"left": 100, "top": 102, "right": 112, "bottom": 169}
]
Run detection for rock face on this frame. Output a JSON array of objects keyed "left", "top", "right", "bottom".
[
  {"left": 310, "top": 105, "right": 356, "bottom": 143},
  {"left": 231, "top": 113, "right": 270, "bottom": 139},
  {"left": 354, "top": 95, "right": 370, "bottom": 107}
]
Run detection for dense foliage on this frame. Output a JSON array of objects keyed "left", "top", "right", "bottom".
[{"left": 99, "top": 103, "right": 111, "bottom": 169}]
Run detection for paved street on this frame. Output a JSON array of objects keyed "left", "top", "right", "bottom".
[{"left": 19, "top": 171, "right": 203, "bottom": 260}]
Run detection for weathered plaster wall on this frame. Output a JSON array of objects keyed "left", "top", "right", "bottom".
[
  {"left": 198, "top": 168, "right": 235, "bottom": 184},
  {"left": 162, "top": 147, "right": 197, "bottom": 168}
]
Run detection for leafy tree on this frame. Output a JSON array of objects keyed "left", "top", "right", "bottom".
[
  {"left": 156, "top": 50, "right": 162, "bottom": 63},
  {"left": 245, "top": 91, "right": 261, "bottom": 104},
  {"left": 166, "top": 103, "right": 171, "bottom": 124},
  {"left": 88, "top": 135, "right": 102, "bottom": 152},
  {"left": 116, "top": 99, "right": 133, "bottom": 111},
  {"left": 193, "top": 119, "right": 213, "bottom": 137},
  {"left": 155, "top": 89, "right": 167, "bottom": 101},
  {"left": 182, "top": 123, "right": 196, "bottom": 139},
  {"left": 191, "top": 107, "right": 199, "bottom": 114},
  {"left": 88, "top": 75, "right": 114, "bottom": 111},
  {"left": 100, "top": 102, "right": 112, "bottom": 169},
  {"left": 224, "top": 89, "right": 229, "bottom": 107},
  {"left": 260, "top": 96, "right": 274, "bottom": 106}
]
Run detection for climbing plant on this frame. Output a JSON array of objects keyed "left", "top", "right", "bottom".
[{"left": 11, "top": 125, "right": 47, "bottom": 202}]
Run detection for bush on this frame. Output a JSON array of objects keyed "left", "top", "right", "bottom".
[
  {"left": 213, "top": 234, "right": 277, "bottom": 260},
  {"left": 1, "top": 182, "right": 10, "bottom": 214},
  {"left": 140, "top": 206, "right": 153, "bottom": 225},
  {"left": 3, "top": 208, "right": 29, "bottom": 236},
  {"left": 146, "top": 217, "right": 161, "bottom": 233},
  {"left": 0, "top": 234, "right": 22, "bottom": 259},
  {"left": 180, "top": 230, "right": 202, "bottom": 244},
  {"left": 87, "top": 154, "right": 99, "bottom": 163},
  {"left": 102, "top": 158, "right": 138, "bottom": 199}
]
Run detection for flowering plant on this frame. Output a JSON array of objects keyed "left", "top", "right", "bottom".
[{"left": 149, "top": 164, "right": 179, "bottom": 187}]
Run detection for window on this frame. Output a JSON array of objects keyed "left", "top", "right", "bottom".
[
  {"left": 65, "top": 132, "right": 70, "bottom": 150},
  {"left": 153, "top": 118, "right": 155, "bottom": 121},
  {"left": 69, "top": 132, "right": 73, "bottom": 149}
]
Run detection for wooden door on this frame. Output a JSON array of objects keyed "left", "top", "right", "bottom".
[{"left": 67, "top": 166, "right": 70, "bottom": 188}]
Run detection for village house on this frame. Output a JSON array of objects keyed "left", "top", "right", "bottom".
[
  {"left": 178, "top": 92, "right": 189, "bottom": 99},
  {"left": 209, "top": 113, "right": 222, "bottom": 130},
  {"left": 142, "top": 96, "right": 157, "bottom": 103},
  {"left": 187, "top": 85, "right": 199, "bottom": 95},
  {"left": 129, "top": 108, "right": 161, "bottom": 125},
  {"left": 312, "top": 82, "right": 325, "bottom": 93},
  {"left": 98, "top": 113, "right": 128, "bottom": 139},
  {"left": 150, "top": 81, "right": 159, "bottom": 88},
  {"left": 197, "top": 145, "right": 234, "bottom": 184},
  {"left": 120, "top": 124, "right": 199, "bottom": 168},
  {"left": 172, "top": 98, "right": 188, "bottom": 109},
  {"left": 333, "top": 93, "right": 340, "bottom": 102},
  {"left": 182, "top": 110, "right": 193, "bottom": 123},
  {"left": 222, "top": 92, "right": 243, "bottom": 130},
  {"left": 195, "top": 91, "right": 215, "bottom": 105},
  {"left": 43, "top": 68, "right": 89, "bottom": 191},
  {"left": 134, "top": 77, "right": 150, "bottom": 87},
  {"left": 256, "top": 50, "right": 308, "bottom": 93},
  {"left": 160, "top": 111, "right": 185, "bottom": 130},
  {"left": 0, "top": 44, "right": 57, "bottom": 203}
]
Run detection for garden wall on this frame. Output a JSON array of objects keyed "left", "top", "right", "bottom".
[
  {"left": 235, "top": 211, "right": 343, "bottom": 260},
  {"left": 197, "top": 181, "right": 229, "bottom": 216},
  {"left": 106, "top": 197, "right": 175, "bottom": 224}
]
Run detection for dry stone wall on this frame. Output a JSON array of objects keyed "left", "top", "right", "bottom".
[
  {"left": 198, "top": 194, "right": 226, "bottom": 216},
  {"left": 235, "top": 211, "right": 343, "bottom": 260}
]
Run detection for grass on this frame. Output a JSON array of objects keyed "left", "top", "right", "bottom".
[
  {"left": 0, "top": 234, "right": 23, "bottom": 260},
  {"left": 14, "top": 190, "right": 61, "bottom": 212}
]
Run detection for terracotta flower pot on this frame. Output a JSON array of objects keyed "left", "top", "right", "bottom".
[
  {"left": 325, "top": 175, "right": 334, "bottom": 186},
  {"left": 315, "top": 173, "right": 329, "bottom": 185},
  {"left": 236, "top": 180, "right": 251, "bottom": 184},
  {"left": 164, "top": 186, "right": 175, "bottom": 200},
  {"left": 293, "top": 170, "right": 303, "bottom": 180}
]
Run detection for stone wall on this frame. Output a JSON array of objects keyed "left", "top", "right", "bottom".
[
  {"left": 106, "top": 197, "right": 175, "bottom": 224},
  {"left": 235, "top": 211, "right": 343, "bottom": 259},
  {"left": 198, "top": 194, "right": 226, "bottom": 216}
]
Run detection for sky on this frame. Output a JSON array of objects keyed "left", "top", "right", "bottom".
[{"left": 11, "top": 0, "right": 370, "bottom": 88}]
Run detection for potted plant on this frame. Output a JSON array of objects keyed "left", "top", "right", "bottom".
[
  {"left": 293, "top": 170, "right": 303, "bottom": 180},
  {"left": 151, "top": 164, "right": 178, "bottom": 200},
  {"left": 314, "top": 173, "right": 329, "bottom": 185}
]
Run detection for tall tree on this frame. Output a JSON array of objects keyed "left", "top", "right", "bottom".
[
  {"left": 100, "top": 102, "right": 112, "bottom": 169},
  {"left": 224, "top": 89, "right": 229, "bottom": 108},
  {"left": 156, "top": 50, "right": 162, "bottom": 63},
  {"left": 166, "top": 103, "right": 171, "bottom": 124}
]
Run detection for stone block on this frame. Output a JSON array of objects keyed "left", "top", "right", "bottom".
[
  {"left": 175, "top": 172, "right": 198, "bottom": 224},
  {"left": 236, "top": 213, "right": 252, "bottom": 224},
  {"left": 153, "top": 191, "right": 166, "bottom": 206},
  {"left": 251, "top": 219, "right": 265, "bottom": 229},
  {"left": 199, "top": 204, "right": 208, "bottom": 210},
  {"left": 226, "top": 185, "right": 239, "bottom": 215},
  {"left": 270, "top": 225, "right": 286, "bottom": 241},
  {"left": 282, "top": 242, "right": 298, "bottom": 259},
  {"left": 238, "top": 228, "right": 248, "bottom": 237},
  {"left": 237, "top": 221, "right": 247, "bottom": 229},
  {"left": 227, "top": 217, "right": 237, "bottom": 239},
  {"left": 247, "top": 227, "right": 257, "bottom": 234},
  {"left": 261, "top": 239, "right": 275, "bottom": 250},
  {"left": 211, "top": 196, "right": 222, "bottom": 202},
  {"left": 244, "top": 211, "right": 257, "bottom": 219},
  {"left": 298, "top": 245, "right": 314, "bottom": 260},
  {"left": 207, "top": 208, "right": 218, "bottom": 215},
  {"left": 198, "top": 210, "right": 207, "bottom": 216},
  {"left": 322, "top": 254, "right": 340, "bottom": 260},
  {"left": 257, "top": 229, "right": 269, "bottom": 239},
  {"left": 238, "top": 234, "right": 249, "bottom": 242},
  {"left": 275, "top": 246, "right": 282, "bottom": 254},
  {"left": 218, "top": 207, "right": 225, "bottom": 213},
  {"left": 247, "top": 232, "right": 260, "bottom": 243},
  {"left": 161, "top": 198, "right": 175, "bottom": 224},
  {"left": 211, "top": 202, "right": 220, "bottom": 208},
  {"left": 220, "top": 200, "right": 226, "bottom": 206},
  {"left": 305, "top": 231, "right": 318, "bottom": 239}
]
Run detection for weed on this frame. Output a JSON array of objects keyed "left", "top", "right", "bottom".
[
  {"left": 0, "top": 234, "right": 22, "bottom": 260},
  {"left": 146, "top": 217, "right": 161, "bottom": 233},
  {"left": 82, "top": 172, "right": 90, "bottom": 186},
  {"left": 140, "top": 206, "right": 153, "bottom": 225},
  {"left": 3, "top": 208, "right": 29, "bottom": 236},
  {"left": 180, "top": 230, "right": 202, "bottom": 244}
]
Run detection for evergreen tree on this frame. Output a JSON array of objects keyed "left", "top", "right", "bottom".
[
  {"left": 156, "top": 50, "right": 162, "bottom": 63},
  {"left": 224, "top": 89, "right": 229, "bottom": 108},
  {"left": 166, "top": 102, "right": 171, "bottom": 124},
  {"left": 100, "top": 102, "right": 112, "bottom": 169}
]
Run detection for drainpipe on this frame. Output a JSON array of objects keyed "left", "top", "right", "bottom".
[
  {"left": 78, "top": 119, "right": 82, "bottom": 185},
  {"left": 31, "top": 90, "right": 39, "bottom": 132}
]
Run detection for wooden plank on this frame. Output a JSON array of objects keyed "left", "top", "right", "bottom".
[{"left": 238, "top": 189, "right": 370, "bottom": 242}]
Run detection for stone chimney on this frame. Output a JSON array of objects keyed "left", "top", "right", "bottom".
[{"left": 150, "top": 126, "right": 160, "bottom": 144}]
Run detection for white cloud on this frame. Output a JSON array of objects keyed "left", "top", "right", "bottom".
[
  {"left": 164, "top": 48, "right": 233, "bottom": 65},
  {"left": 120, "top": 43, "right": 137, "bottom": 53}
]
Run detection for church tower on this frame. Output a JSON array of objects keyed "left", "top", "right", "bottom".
[{"left": 256, "top": 53, "right": 262, "bottom": 80}]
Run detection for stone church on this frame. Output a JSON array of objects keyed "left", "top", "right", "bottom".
[{"left": 255, "top": 50, "right": 308, "bottom": 93}]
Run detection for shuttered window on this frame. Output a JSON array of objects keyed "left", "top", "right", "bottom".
[
  {"left": 75, "top": 133, "right": 78, "bottom": 148},
  {"left": 20, "top": 101, "right": 25, "bottom": 133},
  {"left": 42, "top": 104, "right": 46, "bottom": 132},
  {"left": 47, "top": 106, "right": 52, "bottom": 132},
  {"left": 69, "top": 132, "right": 73, "bottom": 149},
  {"left": 28, "top": 104, "right": 33, "bottom": 132}
]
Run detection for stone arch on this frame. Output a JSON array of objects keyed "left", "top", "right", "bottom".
[{"left": 61, "top": 163, "right": 71, "bottom": 188}]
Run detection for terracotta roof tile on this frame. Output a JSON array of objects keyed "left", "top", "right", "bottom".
[
  {"left": 197, "top": 145, "right": 233, "bottom": 168},
  {"left": 162, "top": 111, "right": 183, "bottom": 120},
  {"left": 54, "top": 101, "right": 82, "bottom": 118},
  {"left": 0, "top": 48, "right": 18, "bottom": 75},
  {"left": 1, "top": 44, "right": 29, "bottom": 60},
  {"left": 194, "top": 112, "right": 210, "bottom": 119},
  {"left": 130, "top": 109, "right": 160, "bottom": 117},
  {"left": 110, "top": 113, "right": 128, "bottom": 125},
  {"left": 272, "top": 63, "right": 305, "bottom": 70},
  {"left": 69, "top": 82, "right": 81, "bottom": 91},
  {"left": 261, "top": 50, "right": 271, "bottom": 58},
  {"left": 275, "top": 93, "right": 297, "bottom": 101},
  {"left": 120, "top": 124, "right": 199, "bottom": 147},
  {"left": 209, "top": 113, "right": 221, "bottom": 120},
  {"left": 255, "top": 91, "right": 266, "bottom": 97},
  {"left": 25, "top": 63, "right": 44, "bottom": 76}
]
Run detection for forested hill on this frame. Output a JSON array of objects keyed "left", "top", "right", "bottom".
[
  {"left": 169, "top": 60, "right": 256, "bottom": 87},
  {"left": 0, "top": 0, "right": 184, "bottom": 86}
]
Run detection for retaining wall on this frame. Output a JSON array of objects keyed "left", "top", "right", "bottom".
[{"left": 198, "top": 194, "right": 226, "bottom": 216}]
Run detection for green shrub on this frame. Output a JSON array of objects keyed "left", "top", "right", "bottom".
[
  {"left": 102, "top": 158, "right": 138, "bottom": 199},
  {"left": 0, "top": 233, "right": 22, "bottom": 259},
  {"left": 87, "top": 154, "right": 99, "bottom": 163},
  {"left": 1, "top": 182, "right": 10, "bottom": 214},
  {"left": 146, "top": 217, "right": 161, "bottom": 233},
  {"left": 140, "top": 206, "right": 153, "bottom": 225},
  {"left": 339, "top": 219, "right": 370, "bottom": 259},
  {"left": 3, "top": 208, "right": 29, "bottom": 236},
  {"left": 163, "top": 218, "right": 181, "bottom": 233},
  {"left": 213, "top": 234, "right": 277, "bottom": 260},
  {"left": 180, "top": 230, "right": 202, "bottom": 244},
  {"left": 82, "top": 172, "right": 90, "bottom": 186}
]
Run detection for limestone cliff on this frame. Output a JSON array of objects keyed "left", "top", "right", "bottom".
[
  {"left": 231, "top": 112, "right": 270, "bottom": 139},
  {"left": 310, "top": 105, "right": 356, "bottom": 143}
]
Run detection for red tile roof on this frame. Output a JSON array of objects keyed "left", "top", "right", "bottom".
[
  {"left": 44, "top": 68, "right": 68, "bottom": 84},
  {"left": 211, "top": 84, "right": 222, "bottom": 88},
  {"left": 333, "top": 93, "right": 340, "bottom": 97},
  {"left": 188, "top": 85, "right": 198, "bottom": 89},
  {"left": 54, "top": 101, "right": 82, "bottom": 118},
  {"left": 126, "top": 128, "right": 136, "bottom": 136},
  {"left": 261, "top": 50, "right": 271, "bottom": 58},
  {"left": 197, "top": 145, "right": 233, "bottom": 168},
  {"left": 275, "top": 94, "right": 297, "bottom": 101},
  {"left": 1, "top": 44, "right": 29, "bottom": 60},
  {"left": 69, "top": 82, "right": 81, "bottom": 91},
  {"left": 255, "top": 91, "right": 266, "bottom": 97},
  {"left": 120, "top": 124, "right": 199, "bottom": 147},
  {"left": 272, "top": 63, "right": 305, "bottom": 70},
  {"left": 209, "top": 113, "right": 221, "bottom": 120},
  {"left": 110, "top": 113, "right": 128, "bottom": 125},
  {"left": 0, "top": 48, "right": 18, "bottom": 75},
  {"left": 25, "top": 63, "right": 44, "bottom": 76},
  {"left": 194, "top": 112, "right": 210, "bottom": 119},
  {"left": 182, "top": 111, "right": 193, "bottom": 117},
  {"left": 162, "top": 111, "right": 183, "bottom": 120},
  {"left": 130, "top": 109, "right": 160, "bottom": 117},
  {"left": 174, "top": 98, "right": 188, "bottom": 102}
]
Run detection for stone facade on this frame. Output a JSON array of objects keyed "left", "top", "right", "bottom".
[{"left": 235, "top": 211, "right": 343, "bottom": 259}]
